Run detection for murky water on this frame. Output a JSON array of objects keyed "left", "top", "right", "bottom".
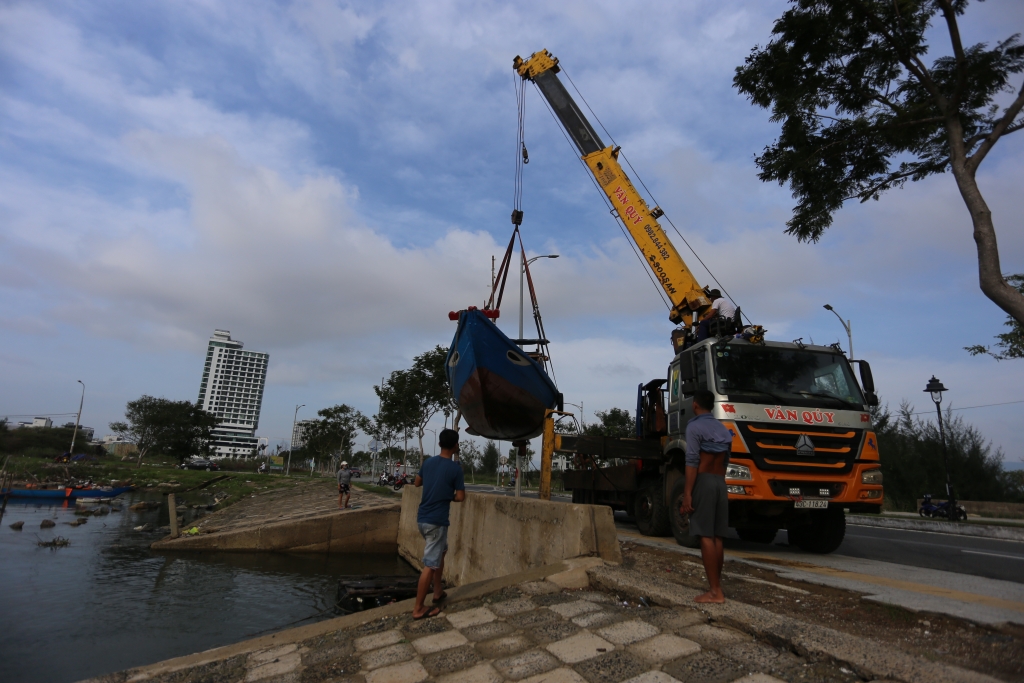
[{"left": 0, "top": 492, "right": 415, "bottom": 683}]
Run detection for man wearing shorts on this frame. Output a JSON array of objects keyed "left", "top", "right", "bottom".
[
  {"left": 337, "top": 461, "right": 353, "bottom": 509},
  {"left": 412, "top": 429, "right": 465, "bottom": 619},
  {"left": 679, "top": 390, "right": 733, "bottom": 603}
]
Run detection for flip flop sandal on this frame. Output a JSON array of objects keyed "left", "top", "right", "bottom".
[
  {"left": 431, "top": 591, "right": 448, "bottom": 604},
  {"left": 413, "top": 605, "right": 442, "bottom": 620}
]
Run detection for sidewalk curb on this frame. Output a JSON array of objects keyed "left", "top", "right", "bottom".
[
  {"left": 586, "top": 563, "right": 1000, "bottom": 683},
  {"left": 849, "top": 514, "right": 1024, "bottom": 541}
]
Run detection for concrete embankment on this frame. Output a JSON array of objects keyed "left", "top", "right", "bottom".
[
  {"left": 151, "top": 482, "right": 400, "bottom": 553},
  {"left": 398, "top": 485, "right": 621, "bottom": 586}
]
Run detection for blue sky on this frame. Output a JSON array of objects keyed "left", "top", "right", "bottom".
[{"left": 1, "top": 1, "right": 1021, "bottom": 464}]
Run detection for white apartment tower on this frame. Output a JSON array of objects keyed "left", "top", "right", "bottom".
[{"left": 196, "top": 330, "right": 269, "bottom": 458}]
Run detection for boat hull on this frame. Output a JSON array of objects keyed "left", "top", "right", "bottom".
[
  {"left": 447, "top": 310, "right": 559, "bottom": 441},
  {"left": 1, "top": 486, "right": 134, "bottom": 499}
]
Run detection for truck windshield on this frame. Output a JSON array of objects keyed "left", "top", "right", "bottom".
[{"left": 713, "top": 343, "right": 865, "bottom": 408}]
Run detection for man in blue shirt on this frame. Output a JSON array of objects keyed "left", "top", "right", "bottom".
[
  {"left": 679, "top": 390, "right": 733, "bottom": 603},
  {"left": 411, "top": 428, "right": 466, "bottom": 619}
]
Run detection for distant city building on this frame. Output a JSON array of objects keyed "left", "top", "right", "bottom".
[
  {"left": 195, "top": 330, "right": 269, "bottom": 458},
  {"left": 291, "top": 419, "right": 316, "bottom": 452},
  {"left": 62, "top": 423, "right": 95, "bottom": 442},
  {"left": 19, "top": 417, "right": 54, "bottom": 428}
]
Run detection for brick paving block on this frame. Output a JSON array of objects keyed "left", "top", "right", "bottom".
[
  {"left": 249, "top": 643, "right": 298, "bottom": 666},
  {"left": 721, "top": 642, "right": 801, "bottom": 676},
  {"left": 462, "top": 620, "right": 516, "bottom": 642},
  {"left": 298, "top": 654, "right": 361, "bottom": 682},
  {"left": 521, "top": 667, "right": 589, "bottom": 683},
  {"left": 493, "top": 648, "right": 561, "bottom": 680},
  {"left": 550, "top": 600, "right": 603, "bottom": 619},
  {"left": 520, "top": 581, "right": 560, "bottom": 596},
  {"left": 621, "top": 672, "right": 684, "bottom": 683},
  {"left": 475, "top": 634, "right": 534, "bottom": 659},
  {"left": 527, "top": 620, "right": 582, "bottom": 645},
  {"left": 546, "top": 631, "right": 616, "bottom": 664},
  {"left": 662, "top": 651, "right": 745, "bottom": 683},
  {"left": 421, "top": 644, "right": 481, "bottom": 677},
  {"left": 572, "top": 611, "right": 624, "bottom": 629},
  {"left": 492, "top": 597, "right": 537, "bottom": 616},
  {"left": 359, "top": 642, "right": 415, "bottom": 671},
  {"left": 448, "top": 607, "right": 497, "bottom": 629},
  {"left": 509, "top": 608, "right": 560, "bottom": 629},
  {"left": 678, "top": 625, "right": 750, "bottom": 650},
  {"left": 596, "top": 620, "right": 660, "bottom": 646},
  {"left": 413, "top": 629, "right": 469, "bottom": 654},
  {"left": 627, "top": 634, "right": 701, "bottom": 664},
  {"left": 533, "top": 592, "right": 577, "bottom": 606},
  {"left": 572, "top": 650, "right": 648, "bottom": 683},
  {"left": 364, "top": 659, "right": 429, "bottom": 683},
  {"left": 245, "top": 649, "right": 301, "bottom": 682},
  {"left": 404, "top": 615, "right": 454, "bottom": 639},
  {"left": 573, "top": 591, "right": 615, "bottom": 604},
  {"left": 437, "top": 662, "right": 504, "bottom": 683},
  {"left": 644, "top": 609, "right": 705, "bottom": 633},
  {"left": 729, "top": 675, "right": 788, "bottom": 683},
  {"left": 354, "top": 629, "right": 404, "bottom": 652}
]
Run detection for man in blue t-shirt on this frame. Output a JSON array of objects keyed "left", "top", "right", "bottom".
[{"left": 411, "top": 428, "right": 465, "bottom": 619}]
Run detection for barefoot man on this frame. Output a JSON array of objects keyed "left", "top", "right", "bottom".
[
  {"left": 412, "top": 428, "right": 465, "bottom": 620},
  {"left": 679, "top": 390, "right": 733, "bottom": 603}
]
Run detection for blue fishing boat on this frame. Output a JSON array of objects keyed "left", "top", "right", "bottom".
[
  {"left": 446, "top": 308, "right": 560, "bottom": 441},
  {"left": 1, "top": 486, "right": 134, "bottom": 500}
]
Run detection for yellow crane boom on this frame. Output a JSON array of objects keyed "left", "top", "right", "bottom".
[{"left": 514, "top": 49, "right": 710, "bottom": 325}]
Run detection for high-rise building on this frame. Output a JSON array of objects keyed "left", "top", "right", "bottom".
[
  {"left": 291, "top": 419, "right": 316, "bottom": 452},
  {"left": 196, "top": 330, "right": 269, "bottom": 458}
]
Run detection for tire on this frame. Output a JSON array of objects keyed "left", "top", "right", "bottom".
[
  {"left": 919, "top": 508, "right": 928, "bottom": 517},
  {"left": 571, "top": 489, "right": 582, "bottom": 504},
  {"left": 790, "top": 507, "right": 846, "bottom": 554},
  {"left": 736, "top": 528, "right": 778, "bottom": 544},
  {"left": 667, "top": 476, "right": 700, "bottom": 547},
  {"left": 634, "top": 482, "right": 671, "bottom": 537},
  {"left": 206, "top": 467, "right": 211, "bottom": 471}
]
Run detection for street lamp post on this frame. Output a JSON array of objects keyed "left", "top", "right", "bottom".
[
  {"left": 519, "top": 254, "right": 559, "bottom": 345},
  {"left": 69, "top": 380, "right": 85, "bottom": 456},
  {"left": 425, "top": 428, "right": 438, "bottom": 458},
  {"left": 823, "top": 304, "right": 853, "bottom": 359},
  {"left": 924, "top": 376, "right": 957, "bottom": 517},
  {"left": 563, "top": 400, "right": 584, "bottom": 432},
  {"left": 287, "top": 404, "right": 304, "bottom": 476}
]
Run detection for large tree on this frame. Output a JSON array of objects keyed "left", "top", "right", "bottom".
[
  {"left": 966, "top": 273, "right": 1024, "bottom": 359},
  {"left": 734, "top": 0, "right": 1024, "bottom": 324},
  {"left": 303, "top": 404, "right": 365, "bottom": 469},
  {"left": 583, "top": 408, "right": 635, "bottom": 438},
  {"left": 110, "top": 396, "right": 215, "bottom": 467}
]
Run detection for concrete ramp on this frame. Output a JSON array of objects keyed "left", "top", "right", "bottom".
[{"left": 398, "top": 486, "right": 620, "bottom": 585}]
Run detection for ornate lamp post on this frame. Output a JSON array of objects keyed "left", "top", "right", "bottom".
[{"left": 924, "top": 376, "right": 956, "bottom": 516}]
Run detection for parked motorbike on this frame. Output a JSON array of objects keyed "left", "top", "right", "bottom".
[
  {"left": 393, "top": 474, "right": 415, "bottom": 491},
  {"left": 919, "top": 493, "right": 968, "bottom": 520},
  {"left": 377, "top": 473, "right": 394, "bottom": 488}
]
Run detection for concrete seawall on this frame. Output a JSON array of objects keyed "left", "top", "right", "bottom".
[
  {"left": 152, "top": 483, "right": 400, "bottom": 553},
  {"left": 398, "top": 486, "right": 621, "bottom": 585}
]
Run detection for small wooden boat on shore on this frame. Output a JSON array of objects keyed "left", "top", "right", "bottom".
[
  {"left": 446, "top": 308, "right": 560, "bottom": 441},
  {"left": 1, "top": 486, "right": 134, "bottom": 500}
]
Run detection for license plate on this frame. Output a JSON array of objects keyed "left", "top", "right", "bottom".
[{"left": 794, "top": 499, "right": 828, "bottom": 509}]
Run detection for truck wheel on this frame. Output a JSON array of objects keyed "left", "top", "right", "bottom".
[
  {"left": 790, "top": 507, "right": 845, "bottom": 554},
  {"left": 634, "top": 484, "right": 670, "bottom": 537},
  {"left": 736, "top": 528, "right": 778, "bottom": 544},
  {"left": 667, "top": 477, "right": 700, "bottom": 548}
]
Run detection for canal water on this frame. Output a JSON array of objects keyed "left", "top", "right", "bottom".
[{"left": 0, "top": 492, "right": 415, "bottom": 683}]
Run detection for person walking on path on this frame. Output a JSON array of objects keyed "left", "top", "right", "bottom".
[
  {"left": 337, "top": 461, "right": 354, "bottom": 509},
  {"left": 679, "top": 390, "right": 733, "bottom": 603},
  {"left": 412, "top": 428, "right": 466, "bottom": 619}
]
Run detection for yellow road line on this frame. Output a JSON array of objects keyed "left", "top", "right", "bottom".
[{"left": 618, "top": 531, "right": 1024, "bottom": 615}]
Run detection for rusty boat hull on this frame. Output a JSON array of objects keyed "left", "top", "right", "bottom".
[{"left": 446, "top": 310, "right": 559, "bottom": 441}]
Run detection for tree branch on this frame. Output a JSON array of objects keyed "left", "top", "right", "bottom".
[
  {"left": 967, "top": 82, "right": 1024, "bottom": 173},
  {"left": 936, "top": 0, "right": 968, "bottom": 109},
  {"left": 844, "top": 166, "right": 937, "bottom": 203}
]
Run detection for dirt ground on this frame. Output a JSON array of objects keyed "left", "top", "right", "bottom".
[{"left": 620, "top": 541, "right": 1024, "bottom": 682}]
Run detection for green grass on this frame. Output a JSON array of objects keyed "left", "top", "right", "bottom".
[{"left": 352, "top": 482, "right": 400, "bottom": 498}]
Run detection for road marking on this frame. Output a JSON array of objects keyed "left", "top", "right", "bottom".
[
  {"left": 962, "top": 549, "right": 1024, "bottom": 561},
  {"left": 618, "top": 530, "right": 1024, "bottom": 614}
]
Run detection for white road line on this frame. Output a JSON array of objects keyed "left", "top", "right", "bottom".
[{"left": 962, "top": 549, "right": 1024, "bottom": 561}]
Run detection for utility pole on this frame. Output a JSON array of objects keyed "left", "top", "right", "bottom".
[
  {"left": 519, "top": 254, "right": 559, "bottom": 345},
  {"left": 287, "top": 404, "right": 304, "bottom": 476},
  {"left": 69, "top": 380, "right": 85, "bottom": 456}
]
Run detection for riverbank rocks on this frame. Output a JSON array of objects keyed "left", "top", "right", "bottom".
[
  {"left": 40, "top": 519, "right": 56, "bottom": 528},
  {"left": 9, "top": 521, "right": 24, "bottom": 530},
  {"left": 130, "top": 501, "right": 160, "bottom": 511}
]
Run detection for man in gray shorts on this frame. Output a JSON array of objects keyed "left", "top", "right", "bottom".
[
  {"left": 337, "top": 461, "right": 353, "bottom": 509},
  {"left": 679, "top": 389, "right": 732, "bottom": 603}
]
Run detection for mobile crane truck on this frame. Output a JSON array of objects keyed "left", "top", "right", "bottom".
[{"left": 518, "top": 50, "right": 884, "bottom": 553}]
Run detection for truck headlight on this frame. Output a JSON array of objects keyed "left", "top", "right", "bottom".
[
  {"left": 861, "top": 468, "right": 883, "bottom": 485},
  {"left": 726, "top": 463, "right": 752, "bottom": 481}
]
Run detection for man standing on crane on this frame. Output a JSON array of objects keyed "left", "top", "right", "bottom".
[
  {"left": 695, "top": 289, "right": 736, "bottom": 341},
  {"left": 679, "top": 390, "right": 732, "bottom": 603}
]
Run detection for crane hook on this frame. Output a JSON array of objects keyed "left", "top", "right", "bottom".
[{"left": 521, "top": 143, "right": 529, "bottom": 165}]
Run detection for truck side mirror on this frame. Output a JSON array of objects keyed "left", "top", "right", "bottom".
[{"left": 855, "top": 360, "right": 879, "bottom": 406}]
